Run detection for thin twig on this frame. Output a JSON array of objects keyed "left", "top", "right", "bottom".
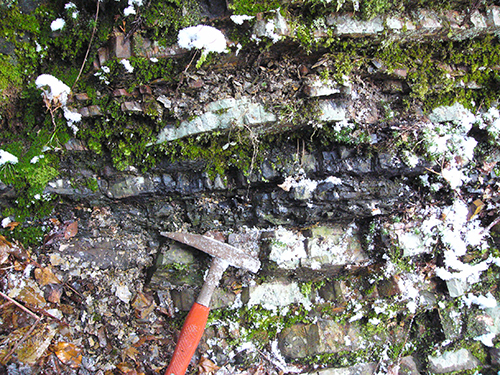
[
  {"left": 72, "top": 0, "right": 100, "bottom": 91},
  {"left": 0, "top": 291, "right": 42, "bottom": 320}
]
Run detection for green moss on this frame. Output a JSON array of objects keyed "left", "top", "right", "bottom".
[
  {"left": 229, "top": 0, "right": 282, "bottom": 16},
  {"left": 141, "top": 0, "right": 201, "bottom": 46}
]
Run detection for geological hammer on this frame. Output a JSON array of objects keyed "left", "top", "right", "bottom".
[{"left": 161, "top": 232, "right": 261, "bottom": 375}]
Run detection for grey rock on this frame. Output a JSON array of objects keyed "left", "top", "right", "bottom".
[
  {"left": 106, "top": 175, "right": 155, "bottom": 199},
  {"left": 253, "top": 10, "right": 289, "bottom": 41},
  {"left": 210, "top": 288, "right": 237, "bottom": 310},
  {"left": 242, "top": 280, "right": 311, "bottom": 310},
  {"left": 157, "top": 97, "right": 276, "bottom": 142},
  {"left": 428, "top": 349, "right": 480, "bottom": 373},
  {"left": 487, "top": 6, "right": 500, "bottom": 30},
  {"left": 213, "top": 174, "right": 227, "bottom": 190},
  {"left": 175, "top": 173, "right": 204, "bottom": 194},
  {"left": 58, "top": 234, "right": 152, "bottom": 270},
  {"left": 171, "top": 289, "right": 196, "bottom": 311},
  {"left": 79, "top": 105, "right": 102, "bottom": 117},
  {"left": 64, "top": 139, "right": 88, "bottom": 151},
  {"left": 157, "top": 95, "right": 172, "bottom": 109},
  {"left": 471, "top": 11, "right": 487, "bottom": 29},
  {"left": 112, "top": 33, "right": 131, "bottom": 59},
  {"left": 438, "top": 305, "right": 462, "bottom": 341},
  {"left": 419, "top": 290, "right": 437, "bottom": 310},
  {"left": 399, "top": 356, "right": 420, "bottom": 374},
  {"left": 304, "top": 79, "right": 342, "bottom": 97},
  {"left": 278, "top": 320, "right": 365, "bottom": 359},
  {"left": 121, "top": 101, "right": 143, "bottom": 112},
  {"left": 428, "top": 102, "right": 472, "bottom": 124},
  {"left": 0, "top": 38, "right": 15, "bottom": 55},
  {"left": 18, "top": 0, "right": 41, "bottom": 13},
  {"left": 415, "top": 10, "right": 442, "bottom": 32},
  {"left": 326, "top": 15, "right": 384, "bottom": 36},
  {"left": 97, "top": 47, "right": 108, "bottom": 66},
  {"left": 313, "top": 363, "right": 377, "bottom": 375},
  {"left": 162, "top": 174, "right": 176, "bottom": 191},
  {"left": 44, "top": 179, "right": 78, "bottom": 196},
  {"left": 261, "top": 160, "right": 280, "bottom": 180},
  {"left": 318, "top": 100, "right": 347, "bottom": 122},
  {"left": 302, "top": 224, "right": 367, "bottom": 269},
  {"left": 446, "top": 278, "right": 469, "bottom": 297}
]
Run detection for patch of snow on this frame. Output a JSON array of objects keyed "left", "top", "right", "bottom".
[
  {"left": 264, "top": 19, "right": 281, "bottom": 43},
  {"left": 349, "top": 310, "right": 364, "bottom": 322},
  {"left": 246, "top": 281, "right": 311, "bottom": 311},
  {"left": 50, "top": 18, "right": 66, "bottom": 31},
  {"left": 124, "top": 0, "right": 143, "bottom": 16},
  {"left": 462, "top": 292, "right": 497, "bottom": 309},
  {"left": 325, "top": 176, "right": 342, "bottom": 184},
  {"left": 0, "top": 149, "right": 18, "bottom": 166},
  {"left": 65, "top": 2, "right": 78, "bottom": 18},
  {"left": 63, "top": 107, "right": 82, "bottom": 133},
  {"left": 35, "top": 74, "right": 82, "bottom": 133},
  {"left": 178, "top": 25, "right": 227, "bottom": 54},
  {"left": 269, "top": 340, "right": 302, "bottom": 373},
  {"left": 269, "top": 227, "right": 306, "bottom": 269},
  {"left": 475, "top": 332, "right": 496, "bottom": 347},
  {"left": 477, "top": 106, "right": 500, "bottom": 144},
  {"left": 2, "top": 217, "right": 12, "bottom": 228},
  {"left": 35, "top": 74, "right": 71, "bottom": 105},
  {"left": 120, "top": 59, "right": 134, "bottom": 73},
  {"left": 30, "top": 155, "right": 44, "bottom": 164},
  {"left": 230, "top": 15, "right": 254, "bottom": 25}
]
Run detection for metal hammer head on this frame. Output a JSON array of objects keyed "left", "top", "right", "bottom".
[{"left": 160, "top": 232, "right": 260, "bottom": 274}]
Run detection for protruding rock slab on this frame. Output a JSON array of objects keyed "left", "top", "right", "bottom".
[
  {"left": 157, "top": 97, "right": 276, "bottom": 142},
  {"left": 314, "top": 363, "right": 377, "bottom": 375},
  {"left": 268, "top": 224, "right": 366, "bottom": 271},
  {"left": 242, "top": 280, "right": 311, "bottom": 310},
  {"left": 428, "top": 349, "right": 480, "bottom": 373}
]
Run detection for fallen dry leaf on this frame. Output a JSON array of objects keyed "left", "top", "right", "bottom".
[
  {"left": 52, "top": 342, "right": 82, "bottom": 368},
  {"left": 34, "top": 267, "right": 61, "bottom": 287},
  {"left": 49, "top": 218, "right": 61, "bottom": 226},
  {"left": 44, "top": 283, "right": 63, "bottom": 304},
  {"left": 116, "top": 362, "right": 144, "bottom": 375},
  {"left": 467, "top": 199, "right": 484, "bottom": 221},
  {"left": 10, "top": 279, "right": 46, "bottom": 307},
  {"left": 122, "top": 346, "right": 139, "bottom": 363},
  {"left": 198, "top": 356, "right": 220, "bottom": 374},
  {"left": 5, "top": 221, "right": 20, "bottom": 231},
  {"left": 131, "top": 292, "right": 156, "bottom": 320},
  {"left": 0, "top": 323, "right": 57, "bottom": 365},
  {"left": 0, "top": 235, "right": 12, "bottom": 264},
  {"left": 64, "top": 221, "right": 78, "bottom": 239}
]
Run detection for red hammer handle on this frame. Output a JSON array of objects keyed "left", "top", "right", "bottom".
[{"left": 164, "top": 302, "right": 210, "bottom": 375}]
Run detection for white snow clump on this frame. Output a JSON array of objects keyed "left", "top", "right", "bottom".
[
  {"left": 230, "top": 15, "right": 254, "bottom": 25},
  {"left": 124, "top": 0, "right": 143, "bottom": 16},
  {"left": 50, "top": 18, "right": 66, "bottom": 31},
  {"left": 0, "top": 150, "right": 18, "bottom": 166},
  {"left": 178, "top": 25, "right": 227, "bottom": 54},
  {"left": 65, "top": 2, "right": 79, "bottom": 19},
  {"left": 120, "top": 59, "right": 134, "bottom": 73},
  {"left": 419, "top": 199, "right": 493, "bottom": 285},
  {"left": 35, "top": 74, "right": 82, "bottom": 133}
]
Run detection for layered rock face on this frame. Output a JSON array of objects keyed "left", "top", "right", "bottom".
[{"left": 1, "top": 0, "right": 500, "bottom": 374}]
